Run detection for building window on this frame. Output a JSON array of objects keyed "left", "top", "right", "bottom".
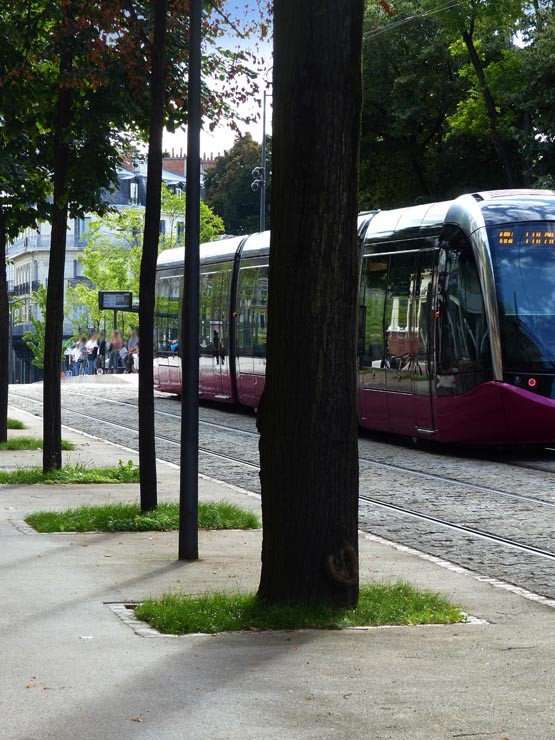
[
  {"left": 177, "top": 221, "right": 185, "bottom": 245},
  {"left": 130, "top": 181, "right": 139, "bottom": 205}
]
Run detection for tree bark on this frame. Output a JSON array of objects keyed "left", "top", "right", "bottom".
[
  {"left": 461, "top": 29, "right": 517, "bottom": 187},
  {"left": 138, "top": 0, "right": 167, "bottom": 510},
  {"left": 0, "top": 215, "right": 9, "bottom": 443},
  {"left": 43, "top": 38, "right": 72, "bottom": 472},
  {"left": 257, "top": 0, "right": 364, "bottom": 608}
]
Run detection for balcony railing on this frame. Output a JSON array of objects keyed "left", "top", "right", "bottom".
[
  {"left": 7, "top": 233, "right": 87, "bottom": 256},
  {"left": 12, "top": 280, "right": 40, "bottom": 296}
]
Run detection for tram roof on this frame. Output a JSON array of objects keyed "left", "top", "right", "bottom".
[
  {"left": 360, "top": 189, "right": 555, "bottom": 243},
  {"left": 156, "top": 190, "right": 555, "bottom": 270},
  {"left": 360, "top": 201, "right": 452, "bottom": 242},
  {"left": 471, "top": 190, "right": 555, "bottom": 226},
  {"left": 156, "top": 231, "right": 273, "bottom": 270}
]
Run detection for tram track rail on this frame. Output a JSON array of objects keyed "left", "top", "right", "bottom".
[
  {"left": 44, "top": 387, "right": 260, "bottom": 438},
  {"left": 9, "top": 389, "right": 555, "bottom": 510},
  {"left": 7, "top": 390, "right": 555, "bottom": 566},
  {"left": 51, "top": 387, "right": 555, "bottom": 475}
]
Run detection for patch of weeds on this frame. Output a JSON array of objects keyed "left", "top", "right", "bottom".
[
  {"left": 0, "top": 437, "right": 74, "bottom": 451},
  {"left": 0, "top": 460, "right": 140, "bottom": 485},
  {"left": 7, "top": 418, "right": 26, "bottom": 430},
  {"left": 25, "top": 500, "right": 259, "bottom": 533},
  {"left": 197, "top": 501, "right": 259, "bottom": 530},
  {"left": 135, "top": 584, "right": 464, "bottom": 635}
]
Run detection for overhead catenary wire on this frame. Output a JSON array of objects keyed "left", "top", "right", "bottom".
[{"left": 364, "top": 0, "right": 463, "bottom": 39}]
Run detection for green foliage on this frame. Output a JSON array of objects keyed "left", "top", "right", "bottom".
[
  {"left": 135, "top": 583, "right": 464, "bottom": 634},
  {"left": 158, "top": 184, "right": 225, "bottom": 248},
  {"left": 25, "top": 500, "right": 260, "bottom": 532},
  {"left": 22, "top": 287, "right": 48, "bottom": 369},
  {"left": 0, "top": 0, "right": 265, "bottom": 239},
  {"left": 0, "top": 437, "right": 74, "bottom": 451},
  {"left": 65, "top": 186, "right": 224, "bottom": 334},
  {"left": 0, "top": 460, "right": 140, "bottom": 484},
  {"left": 360, "top": 0, "right": 479, "bottom": 207},
  {"left": 66, "top": 208, "right": 143, "bottom": 333},
  {"left": 360, "top": 0, "right": 555, "bottom": 206},
  {"left": 204, "top": 133, "right": 271, "bottom": 234},
  {"left": 519, "top": 7, "right": 555, "bottom": 185},
  {"left": 0, "top": 5, "right": 53, "bottom": 239},
  {"left": 7, "top": 419, "right": 26, "bottom": 430}
]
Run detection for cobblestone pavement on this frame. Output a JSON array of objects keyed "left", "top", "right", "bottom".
[{"left": 9, "top": 383, "right": 555, "bottom": 599}]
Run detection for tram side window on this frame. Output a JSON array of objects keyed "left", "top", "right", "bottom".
[
  {"left": 200, "top": 272, "right": 214, "bottom": 354},
  {"left": 237, "top": 267, "right": 257, "bottom": 357},
  {"left": 166, "top": 276, "right": 181, "bottom": 350},
  {"left": 439, "top": 237, "right": 490, "bottom": 374},
  {"left": 200, "top": 269, "right": 231, "bottom": 358},
  {"left": 237, "top": 265, "right": 269, "bottom": 358},
  {"left": 154, "top": 275, "right": 181, "bottom": 353},
  {"left": 253, "top": 267, "right": 268, "bottom": 357},
  {"left": 359, "top": 256, "right": 388, "bottom": 368}
]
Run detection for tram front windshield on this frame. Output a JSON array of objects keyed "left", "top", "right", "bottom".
[{"left": 488, "top": 222, "right": 555, "bottom": 373}]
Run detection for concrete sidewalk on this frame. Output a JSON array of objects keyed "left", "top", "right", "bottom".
[{"left": 1, "top": 406, "right": 554, "bottom": 740}]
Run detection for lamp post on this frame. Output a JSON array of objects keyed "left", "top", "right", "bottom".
[
  {"left": 251, "top": 87, "right": 272, "bottom": 233},
  {"left": 260, "top": 88, "right": 271, "bottom": 232}
]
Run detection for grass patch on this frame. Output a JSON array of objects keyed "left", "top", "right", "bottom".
[
  {"left": 135, "top": 584, "right": 464, "bottom": 634},
  {"left": 25, "top": 500, "right": 260, "bottom": 533},
  {"left": 0, "top": 437, "right": 74, "bottom": 451},
  {"left": 7, "top": 418, "right": 26, "bottom": 430},
  {"left": 0, "top": 460, "right": 139, "bottom": 485}
]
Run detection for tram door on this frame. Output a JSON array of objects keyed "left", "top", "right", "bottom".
[
  {"left": 358, "top": 249, "right": 436, "bottom": 435},
  {"left": 384, "top": 252, "right": 416, "bottom": 434},
  {"left": 199, "top": 267, "right": 232, "bottom": 399},
  {"left": 411, "top": 250, "right": 436, "bottom": 433}
]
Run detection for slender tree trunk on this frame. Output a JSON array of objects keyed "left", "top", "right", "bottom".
[
  {"left": 43, "top": 41, "right": 72, "bottom": 472},
  {"left": 461, "top": 30, "right": 517, "bottom": 187},
  {"left": 257, "top": 0, "right": 364, "bottom": 608},
  {"left": 0, "top": 215, "right": 9, "bottom": 443},
  {"left": 138, "top": 0, "right": 167, "bottom": 511}
]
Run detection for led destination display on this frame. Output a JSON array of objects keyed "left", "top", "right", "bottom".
[{"left": 491, "top": 224, "right": 555, "bottom": 248}]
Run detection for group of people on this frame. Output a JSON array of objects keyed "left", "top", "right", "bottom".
[{"left": 65, "top": 329, "right": 139, "bottom": 376}]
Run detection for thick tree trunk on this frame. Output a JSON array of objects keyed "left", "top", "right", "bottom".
[
  {"left": 257, "top": 0, "right": 364, "bottom": 608},
  {"left": 0, "top": 216, "right": 9, "bottom": 443},
  {"left": 138, "top": 0, "right": 167, "bottom": 510},
  {"left": 43, "top": 43, "right": 72, "bottom": 472},
  {"left": 461, "top": 30, "right": 517, "bottom": 187}
]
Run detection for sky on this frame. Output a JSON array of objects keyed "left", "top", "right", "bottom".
[{"left": 163, "top": 0, "right": 273, "bottom": 160}]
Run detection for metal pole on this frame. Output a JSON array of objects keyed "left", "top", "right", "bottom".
[
  {"left": 179, "top": 0, "right": 201, "bottom": 560},
  {"left": 8, "top": 304, "right": 13, "bottom": 385},
  {"left": 260, "top": 90, "right": 267, "bottom": 233}
]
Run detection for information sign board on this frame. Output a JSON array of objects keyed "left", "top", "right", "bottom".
[{"left": 98, "top": 291, "right": 133, "bottom": 310}]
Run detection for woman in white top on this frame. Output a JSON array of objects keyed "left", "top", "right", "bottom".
[{"left": 86, "top": 333, "right": 98, "bottom": 375}]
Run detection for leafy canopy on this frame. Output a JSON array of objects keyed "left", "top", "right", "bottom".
[
  {"left": 204, "top": 133, "right": 271, "bottom": 234},
  {"left": 65, "top": 186, "right": 224, "bottom": 334}
]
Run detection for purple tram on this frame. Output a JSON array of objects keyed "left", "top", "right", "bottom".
[{"left": 154, "top": 189, "right": 555, "bottom": 445}]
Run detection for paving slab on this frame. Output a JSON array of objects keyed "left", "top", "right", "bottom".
[{"left": 1, "top": 406, "right": 554, "bottom": 740}]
